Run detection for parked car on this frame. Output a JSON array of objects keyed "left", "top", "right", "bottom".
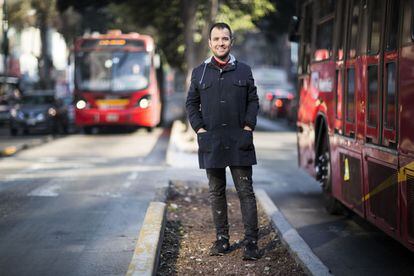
[
  {"left": 0, "top": 99, "right": 10, "bottom": 126},
  {"left": 0, "top": 76, "right": 21, "bottom": 126},
  {"left": 267, "top": 84, "right": 296, "bottom": 119},
  {"left": 9, "top": 91, "right": 69, "bottom": 135},
  {"left": 252, "top": 67, "right": 295, "bottom": 118}
]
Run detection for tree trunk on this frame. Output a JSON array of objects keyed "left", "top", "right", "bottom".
[
  {"left": 38, "top": 13, "right": 53, "bottom": 89},
  {"left": 196, "top": 0, "right": 218, "bottom": 65},
  {"left": 181, "top": 0, "right": 198, "bottom": 91}
]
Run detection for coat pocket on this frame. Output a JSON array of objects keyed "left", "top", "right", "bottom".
[
  {"left": 239, "top": 129, "right": 254, "bottom": 151},
  {"left": 233, "top": 79, "right": 248, "bottom": 87},
  {"left": 197, "top": 132, "right": 212, "bottom": 153},
  {"left": 199, "top": 81, "right": 212, "bottom": 91}
]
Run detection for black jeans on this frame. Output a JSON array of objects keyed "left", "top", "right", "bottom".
[{"left": 206, "top": 166, "right": 258, "bottom": 241}]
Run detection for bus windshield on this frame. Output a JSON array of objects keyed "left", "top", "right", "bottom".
[{"left": 75, "top": 51, "right": 150, "bottom": 92}]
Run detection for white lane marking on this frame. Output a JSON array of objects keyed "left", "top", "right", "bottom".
[
  {"left": 124, "top": 172, "right": 139, "bottom": 189},
  {"left": 123, "top": 181, "right": 132, "bottom": 189},
  {"left": 4, "top": 163, "right": 43, "bottom": 182},
  {"left": 128, "top": 172, "right": 139, "bottom": 180},
  {"left": 28, "top": 184, "right": 61, "bottom": 197}
]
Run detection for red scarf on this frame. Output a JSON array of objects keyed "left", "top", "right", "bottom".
[{"left": 212, "top": 56, "right": 229, "bottom": 69}]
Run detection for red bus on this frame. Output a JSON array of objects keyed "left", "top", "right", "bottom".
[
  {"left": 295, "top": 0, "right": 414, "bottom": 252},
  {"left": 74, "top": 30, "right": 162, "bottom": 133}
]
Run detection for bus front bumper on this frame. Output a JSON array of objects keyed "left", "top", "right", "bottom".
[{"left": 75, "top": 108, "right": 158, "bottom": 127}]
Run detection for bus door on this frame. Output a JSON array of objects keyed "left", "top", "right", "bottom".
[
  {"left": 335, "top": 0, "right": 365, "bottom": 214},
  {"left": 362, "top": 0, "right": 400, "bottom": 235},
  {"left": 364, "top": 0, "right": 399, "bottom": 148}
]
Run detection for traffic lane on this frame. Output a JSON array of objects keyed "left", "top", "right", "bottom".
[
  {"left": 252, "top": 121, "right": 414, "bottom": 276},
  {"left": 0, "top": 128, "right": 170, "bottom": 275}
]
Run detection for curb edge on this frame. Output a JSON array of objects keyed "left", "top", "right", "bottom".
[
  {"left": 255, "top": 188, "right": 332, "bottom": 276},
  {"left": 126, "top": 201, "right": 167, "bottom": 276}
]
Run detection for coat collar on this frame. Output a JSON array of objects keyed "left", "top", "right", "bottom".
[
  {"left": 204, "top": 54, "right": 237, "bottom": 72},
  {"left": 204, "top": 54, "right": 236, "bottom": 65}
]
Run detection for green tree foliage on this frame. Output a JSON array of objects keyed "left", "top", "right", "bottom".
[{"left": 57, "top": 0, "right": 274, "bottom": 74}]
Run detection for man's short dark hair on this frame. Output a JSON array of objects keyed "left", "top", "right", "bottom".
[{"left": 209, "top": 22, "right": 232, "bottom": 39}]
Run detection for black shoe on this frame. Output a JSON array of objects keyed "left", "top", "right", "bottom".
[
  {"left": 243, "top": 240, "right": 260, "bottom": 260},
  {"left": 209, "top": 236, "right": 230, "bottom": 256}
]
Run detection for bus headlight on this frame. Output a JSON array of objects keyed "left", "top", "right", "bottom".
[
  {"left": 76, "top": 100, "right": 87, "bottom": 110},
  {"left": 137, "top": 95, "right": 151, "bottom": 109}
]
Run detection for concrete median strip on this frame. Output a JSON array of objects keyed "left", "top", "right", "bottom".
[
  {"left": 126, "top": 201, "right": 166, "bottom": 276},
  {"left": 255, "top": 188, "right": 332, "bottom": 276},
  {"left": 0, "top": 136, "right": 54, "bottom": 157}
]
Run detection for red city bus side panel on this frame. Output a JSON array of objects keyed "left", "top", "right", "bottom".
[
  {"left": 297, "top": 75, "right": 316, "bottom": 176},
  {"left": 337, "top": 148, "right": 364, "bottom": 216},
  {"left": 333, "top": 136, "right": 364, "bottom": 214},
  {"left": 363, "top": 149, "right": 399, "bottom": 239},
  {"left": 399, "top": 46, "right": 414, "bottom": 155},
  {"left": 330, "top": 135, "right": 342, "bottom": 200},
  {"left": 400, "top": 155, "right": 414, "bottom": 250}
]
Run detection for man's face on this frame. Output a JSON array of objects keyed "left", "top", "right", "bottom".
[{"left": 208, "top": 27, "right": 232, "bottom": 60}]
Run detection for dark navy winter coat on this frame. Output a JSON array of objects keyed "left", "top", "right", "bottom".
[{"left": 185, "top": 55, "right": 259, "bottom": 169}]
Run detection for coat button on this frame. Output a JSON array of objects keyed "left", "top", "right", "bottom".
[
  {"left": 221, "top": 123, "right": 227, "bottom": 127},
  {"left": 220, "top": 100, "right": 226, "bottom": 103},
  {"left": 224, "top": 146, "right": 230, "bottom": 150}
]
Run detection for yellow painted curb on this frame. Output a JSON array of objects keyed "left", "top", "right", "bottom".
[{"left": 126, "top": 201, "right": 166, "bottom": 276}]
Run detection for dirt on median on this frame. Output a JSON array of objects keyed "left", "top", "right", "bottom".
[{"left": 157, "top": 182, "right": 306, "bottom": 275}]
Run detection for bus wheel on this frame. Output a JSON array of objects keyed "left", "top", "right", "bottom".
[
  {"left": 317, "top": 128, "right": 342, "bottom": 215},
  {"left": 145, "top": 127, "right": 153, "bottom": 133}
]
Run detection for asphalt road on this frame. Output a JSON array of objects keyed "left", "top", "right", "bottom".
[
  {"left": 253, "top": 117, "right": 414, "bottom": 276},
  {"left": 0, "top": 128, "right": 176, "bottom": 275}
]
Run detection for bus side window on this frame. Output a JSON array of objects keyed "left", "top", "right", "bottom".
[
  {"left": 402, "top": 0, "right": 414, "bottom": 45},
  {"left": 348, "top": 0, "right": 360, "bottom": 59},
  {"left": 385, "top": 63, "right": 397, "bottom": 130},
  {"left": 385, "top": 0, "right": 400, "bottom": 51},
  {"left": 314, "top": 0, "right": 335, "bottom": 61},
  {"left": 346, "top": 68, "right": 356, "bottom": 123},
  {"left": 368, "top": 0, "right": 383, "bottom": 55},
  {"left": 335, "top": 69, "right": 343, "bottom": 119},
  {"left": 334, "top": 0, "right": 346, "bottom": 60},
  {"left": 367, "top": 65, "right": 379, "bottom": 127},
  {"left": 299, "top": 3, "right": 314, "bottom": 74},
  {"left": 358, "top": 0, "right": 368, "bottom": 55}
]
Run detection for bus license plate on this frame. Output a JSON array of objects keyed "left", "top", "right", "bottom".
[{"left": 106, "top": 114, "right": 119, "bottom": 122}]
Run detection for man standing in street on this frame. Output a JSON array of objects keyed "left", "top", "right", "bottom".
[{"left": 186, "top": 22, "right": 260, "bottom": 260}]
